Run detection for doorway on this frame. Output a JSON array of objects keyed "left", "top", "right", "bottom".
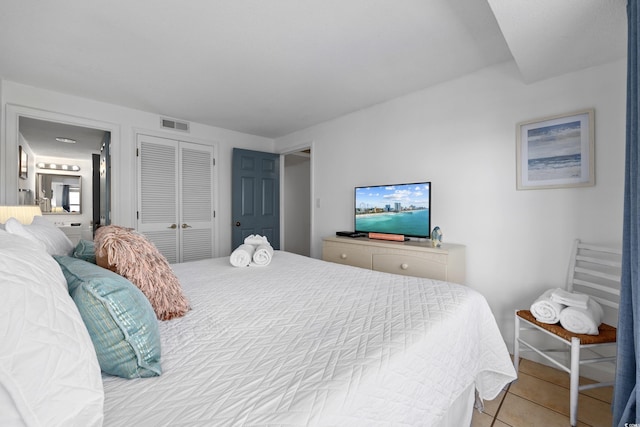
[
  {"left": 4, "top": 104, "right": 119, "bottom": 225},
  {"left": 282, "top": 147, "right": 312, "bottom": 257}
]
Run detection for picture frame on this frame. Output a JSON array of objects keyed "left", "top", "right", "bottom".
[
  {"left": 516, "top": 109, "right": 594, "bottom": 190},
  {"left": 19, "top": 145, "right": 28, "bottom": 180}
]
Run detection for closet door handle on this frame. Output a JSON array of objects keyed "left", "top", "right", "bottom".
[
  {"left": 168, "top": 224, "right": 177, "bottom": 229},
  {"left": 181, "top": 223, "right": 192, "bottom": 229}
]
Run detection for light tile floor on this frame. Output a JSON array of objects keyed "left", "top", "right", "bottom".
[{"left": 472, "top": 358, "right": 613, "bottom": 427}]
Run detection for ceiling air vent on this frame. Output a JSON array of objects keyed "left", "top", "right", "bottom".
[{"left": 160, "top": 117, "right": 190, "bottom": 133}]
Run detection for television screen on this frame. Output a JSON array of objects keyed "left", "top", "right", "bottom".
[{"left": 355, "top": 182, "right": 431, "bottom": 238}]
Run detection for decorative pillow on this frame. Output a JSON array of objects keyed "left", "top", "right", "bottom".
[
  {"left": 73, "top": 239, "right": 97, "bottom": 264},
  {"left": 54, "top": 255, "right": 162, "bottom": 379},
  {"left": 95, "top": 225, "right": 190, "bottom": 321},
  {"left": 0, "top": 233, "right": 103, "bottom": 427}
]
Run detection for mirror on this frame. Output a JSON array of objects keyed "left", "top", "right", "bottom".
[
  {"left": 36, "top": 173, "right": 82, "bottom": 214},
  {"left": 15, "top": 113, "right": 112, "bottom": 227}
]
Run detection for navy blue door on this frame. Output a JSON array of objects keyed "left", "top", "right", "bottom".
[{"left": 232, "top": 148, "right": 280, "bottom": 250}]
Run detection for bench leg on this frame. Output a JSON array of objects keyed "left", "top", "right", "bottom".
[
  {"left": 514, "top": 312, "right": 520, "bottom": 373},
  {"left": 569, "top": 337, "right": 581, "bottom": 427}
]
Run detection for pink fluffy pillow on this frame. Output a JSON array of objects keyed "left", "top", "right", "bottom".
[{"left": 94, "top": 225, "right": 189, "bottom": 321}]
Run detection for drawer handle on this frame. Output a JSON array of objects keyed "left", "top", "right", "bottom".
[
  {"left": 401, "top": 263, "right": 409, "bottom": 270},
  {"left": 340, "top": 253, "right": 348, "bottom": 259}
]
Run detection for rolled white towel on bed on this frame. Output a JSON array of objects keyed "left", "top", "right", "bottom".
[
  {"left": 244, "top": 234, "right": 269, "bottom": 246},
  {"left": 530, "top": 289, "right": 565, "bottom": 324},
  {"left": 559, "top": 298, "right": 604, "bottom": 335},
  {"left": 230, "top": 244, "right": 256, "bottom": 267},
  {"left": 252, "top": 243, "right": 274, "bottom": 266},
  {"left": 550, "top": 288, "right": 589, "bottom": 309}
]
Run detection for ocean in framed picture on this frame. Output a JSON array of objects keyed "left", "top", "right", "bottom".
[
  {"left": 526, "top": 120, "right": 583, "bottom": 182},
  {"left": 527, "top": 153, "right": 582, "bottom": 181}
]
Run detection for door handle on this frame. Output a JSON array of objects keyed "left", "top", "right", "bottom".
[
  {"left": 235, "top": 221, "right": 241, "bottom": 227},
  {"left": 181, "top": 223, "right": 192, "bottom": 229},
  {"left": 168, "top": 224, "right": 177, "bottom": 229}
]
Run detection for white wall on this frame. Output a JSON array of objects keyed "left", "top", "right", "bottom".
[
  {"left": 275, "top": 59, "right": 627, "bottom": 348},
  {"left": 0, "top": 80, "right": 274, "bottom": 256}
]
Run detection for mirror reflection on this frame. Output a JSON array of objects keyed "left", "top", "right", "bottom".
[
  {"left": 17, "top": 116, "right": 111, "bottom": 228},
  {"left": 36, "top": 173, "right": 82, "bottom": 214}
]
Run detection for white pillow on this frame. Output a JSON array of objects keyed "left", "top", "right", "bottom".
[
  {"left": 5, "top": 216, "right": 74, "bottom": 256},
  {"left": 0, "top": 232, "right": 104, "bottom": 427},
  {"left": 3, "top": 217, "right": 44, "bottom": 249}
]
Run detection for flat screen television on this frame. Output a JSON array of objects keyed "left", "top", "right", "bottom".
[{"left": 355, "top": 181, "right": 431, "bottom": 238}]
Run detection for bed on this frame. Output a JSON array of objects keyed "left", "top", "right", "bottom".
[
  {"left": 105, "top": 251, "right": 516, "bottom": 426},
  {"left": 0, "top": 220, "right": 516, "bottom": 427}
]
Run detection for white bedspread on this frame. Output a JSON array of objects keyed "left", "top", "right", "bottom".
[{"left": 102, "top": 251, "right": 515, "bottom": 426}]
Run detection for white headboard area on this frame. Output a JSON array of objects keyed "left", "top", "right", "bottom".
[{"left": 0, "top": 205, "right": 43, "bottom": 224}]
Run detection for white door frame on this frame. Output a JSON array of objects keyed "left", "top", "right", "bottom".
[
  {"left": 278, "top": 141, "right": 315, "bottom": 257},
  {"left": 3, "top": 104, "right": 122, "bottom": 222}
]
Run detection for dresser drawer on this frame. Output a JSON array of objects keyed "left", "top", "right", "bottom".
[
  {"left": 322, "top": 244, "right": 371, "bottom": 269},
  {"left": 322, "top": 236, "right": 465, "bottom": 283},
  {"left": 372, "top": 253, "right": 447, "bottom": 280}
]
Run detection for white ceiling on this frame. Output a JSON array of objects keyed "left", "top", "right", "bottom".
[
  {"left": 19, "top": 117, "right": 107, "bottom": 159},
  {"left": 0, "top": 0, "right": 627, "bottom": 141},
  {"left": 487, "top": 0, "right": 627, "bottom": 83}
]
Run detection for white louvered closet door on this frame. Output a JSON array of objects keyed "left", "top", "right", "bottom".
[
  {"left": 179, "top": 141, "right": 214, "bottom": 262},
  {"left": 137, "top": 135, "right": 214, "bottom": 263},
  {"left": 138, "top": 135, "right": 180, "bottom": 263}
]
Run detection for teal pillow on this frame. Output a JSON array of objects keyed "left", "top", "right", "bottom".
[
  {"left": 54, "top": 255, "right": 162, "bottom": 379},
  {"left": 73, "top": 239, "right": 96, "bottom": 264}
]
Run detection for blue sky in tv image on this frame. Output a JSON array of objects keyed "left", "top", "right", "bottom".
[{"left": 354, "top": 182, "right": 430, "bottom": 237}]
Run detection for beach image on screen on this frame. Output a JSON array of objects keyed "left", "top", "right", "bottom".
[{"left": 355, "top": 183, "right": 430, "bottom": 237}]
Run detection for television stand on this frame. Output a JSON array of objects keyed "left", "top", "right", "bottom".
[{"left": 322, "top": 236, "right": 466, "bottom": 284}]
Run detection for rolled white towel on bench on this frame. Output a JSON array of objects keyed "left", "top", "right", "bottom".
[
  {"left": 550, "top": 288, "right": 589, "bottom": 309},
  {"left": 559, "top": 298, "right": 603, "bottom": 335},
  {"left": 230, "top": 244, "right": 255, "bottom": 267},
  {"left": 252, "top": 243, "right": 274, "bottom": 266},
  {"left": 530, "top": 288, "right": 565, "bottom": 324}
]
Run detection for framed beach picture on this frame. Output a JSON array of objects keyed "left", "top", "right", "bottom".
[
  {"left": 19, "top": 145, "right": 28, "bottom": 180},
  {"left": 516, "top": 109, "right": 594, "bottom": 190}
]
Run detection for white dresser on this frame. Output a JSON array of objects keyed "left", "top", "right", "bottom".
[{"left": 322, "top": 236, "right": 466, "bottom": 284}]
